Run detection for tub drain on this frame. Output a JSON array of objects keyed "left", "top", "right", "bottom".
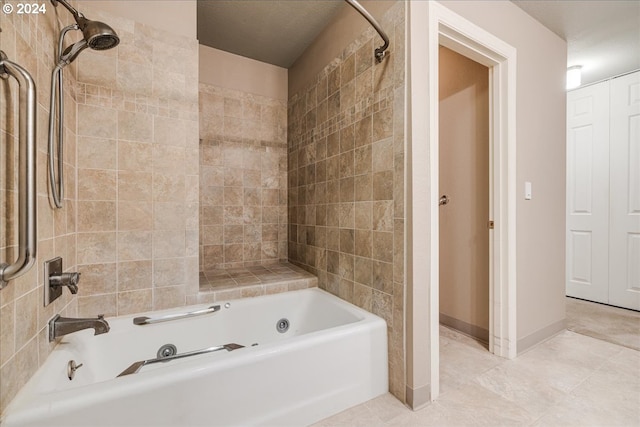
[
  {"left": 276, "top": 318, "right": 290, "bottom": 333},
  {"left": 157, "top": 344, "right": 177, "bottom": 359}
]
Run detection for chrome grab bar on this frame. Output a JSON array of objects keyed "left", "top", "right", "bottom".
[
  {"left": 117, "top": 343, "right": 244, "bottom": 377},
  {"left": 133, "top": 305, "right": 221, "bottom": 325},
  {"left": 0, "top": 51, "right": 37, "bottom": 288},
  {"left": 344, "top": 0, "right": 390, "bottom": 62}
]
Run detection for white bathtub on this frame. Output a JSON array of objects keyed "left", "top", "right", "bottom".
[{"left": 1, "top": 288, "right": 388, "bottom": 426}]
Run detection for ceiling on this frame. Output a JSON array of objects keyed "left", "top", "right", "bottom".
[
  {"left": 197, "top": 1, "right": 640, "bottom": 86},
  {"left": 512, "top": 1, "right": 640, "bottom": 86},
  {"left": 197, "top": 1, "right": 344, "bottom": 68}
]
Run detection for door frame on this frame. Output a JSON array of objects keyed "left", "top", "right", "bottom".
[{"left": 406, "top": 1, "right": 517, "bottom": 407}]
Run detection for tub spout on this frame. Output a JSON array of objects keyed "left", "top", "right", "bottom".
[{"left": 49, "top": 314, "right": 110, "bottom": 342}]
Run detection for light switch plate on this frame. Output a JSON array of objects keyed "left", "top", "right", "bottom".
[{"left": 525, "top": 181, "right": 532, "bottom": 200}]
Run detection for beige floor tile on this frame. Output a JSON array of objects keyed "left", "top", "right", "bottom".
[
  {"left": 387, "top": 402, "right": 453, "bottom": 427},
  {"left": 566, "top": 297, "right": 640, "bottom": 351},
  {"left": 439, "top": 325, "right": 488, "bottom": 351},
  {"left": 383, "top": 411, "right": 426, "bottom": 427},
  {"left": 439, "top": 332, "right": 503, "bottom": 394},
  {"left": 474, "top": 360, "right": 569, "bottom": 418},
  {"left": 364, "top": 393, "right": 409, "bottom": 423},
  {"left": 315, "top": 301, "right": 640, "bottom": 427},
  {"left": 540, "top": 330, "right": 624, "bottom": 363},
  {"left": 570, "top": 348, "right": 640, "bottom": 419},
  {"left": 532, "top": 393, "right": 639, "bottom": 427},
  {"left": 311, "top": 402, "right": 383, "bottom": 427},
  {"left": 609, "top": 346, "right": 640, "bottom": 371},
  {"left": 514, "top": 331, "right": 624, "bottom": 393},
  {"left": 414, "top": 383, "right": 535, "bottom": 426}
]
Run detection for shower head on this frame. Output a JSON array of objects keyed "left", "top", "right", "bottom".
[
  {"left": 52, "top": 0, "right": 120, "bottom": 64},
  {"left": 75, "top": 16, "right": 120, "bottom": 51}
]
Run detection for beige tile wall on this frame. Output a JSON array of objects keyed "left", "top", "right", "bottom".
[
  {"left": 73, "top": 3, "right": 200, "bottom": 317},
  {"left": 0, "top": 2, "right": 78, "bottom": 414},
  {"left": 199, "top": 83, "right": 287, "bottom": 271},
  {"left": 287, "top": 2, "right": 406, "bottom": 401},
  {"left": 1, "top": 2, "right": 199, "bottom": 414},
  {"left": 1, "top": 0, "right": 404, "bottom": 415}
]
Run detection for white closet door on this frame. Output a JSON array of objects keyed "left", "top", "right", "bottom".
[
  {"left": 609, "top": 71, "right": 640, "bottom": 311},
  {"left": 566, "top": 82, "right": 610, "bottom": 303}
]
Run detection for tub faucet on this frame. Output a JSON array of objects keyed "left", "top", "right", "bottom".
[
  {"left": 49, "top": 271, "right": 80, "bottom": 294},
  {"left": 49, "top": 314, "right": 110, "bottom": 342}
]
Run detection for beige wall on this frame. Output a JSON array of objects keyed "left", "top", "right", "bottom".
[
  {"left": 287, "top": 1, "right": 406, "bottom": 402},
  {"left": 440, "top": 1, "right": 567, "bottom": 350},
  {"left": 438, "top": 46, "right": 490, "bottom": 339},
  {"left": 405, "top": 1, "right": 566, "bottom": 405},
  {"left": 200, "top": 45, "right": 288, "bottom": 101}
]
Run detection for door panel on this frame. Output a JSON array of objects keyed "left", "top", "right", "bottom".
[
  {"left": 568, "top": 230, "right": 592, "bottom": 284},
  {"left": 609, "top": 71, "right": 640, "bottom": 310},
  {"left": 566, "top": 82, "right": 610, "bottom": 303}
]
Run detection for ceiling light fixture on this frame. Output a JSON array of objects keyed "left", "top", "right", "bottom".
[{"left": 567, "top": 65, "right": 582, "bottom": 90}]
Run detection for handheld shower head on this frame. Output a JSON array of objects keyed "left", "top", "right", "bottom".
[
  {"left": 48, "top": 0, "right": 121, "bottom": 210},
  {"left": 52, "top": 0, "right": 120, "bottom": 65},
  {"left": 75, "top": 16, "right": 120, "bottom": 51},
  {"left": 60, "top": 39, "right": 88, "bottom": 65}
]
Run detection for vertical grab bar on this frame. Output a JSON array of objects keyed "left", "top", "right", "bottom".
[{"left": 0, "top": 50, "right": 37, "bottom": 288}]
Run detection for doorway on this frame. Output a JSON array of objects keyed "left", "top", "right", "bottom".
[
  {"left": 438, "top": 46, "right": 490, "bottom": 345},
  {"left": 406, "top": 1, "right": 518, "bottom": 407}
]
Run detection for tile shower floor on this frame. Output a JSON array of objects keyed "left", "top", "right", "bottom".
[{"left": 314, "top": 325, "right": 640, "bottom": 426}]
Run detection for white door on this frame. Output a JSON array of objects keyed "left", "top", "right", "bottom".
[
  {"left": 566, "top": 82, "right": 610, "bottom": 303},
  {"left": 609, "top": 71, "right": 640, "bottom": 310}
]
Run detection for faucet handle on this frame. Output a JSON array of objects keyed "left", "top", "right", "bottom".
[
  {"left": 98, "top": 314, "right": 104, "bottom": 320},
  {"left": 50, "top": 272, "right": 80, "bottom": 294}
]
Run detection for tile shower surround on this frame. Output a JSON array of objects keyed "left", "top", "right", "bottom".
[
  {"left": 199, "top": 83, "right": 288, "bottom": 272},
  {"left": 1, "top": 1, "right": 78, "bottom": 413},
  {"left": 72, "top": 2, "right": 200, "bottom": 319},
  {"left": 0, "top": 1, "right": 200, "bottom": 413},
  {"left": 287, "top": 2, "right": 406, "bottom": 401},
  {"left": 1, "top": 0, "right": 407, "bottom": 415}
]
